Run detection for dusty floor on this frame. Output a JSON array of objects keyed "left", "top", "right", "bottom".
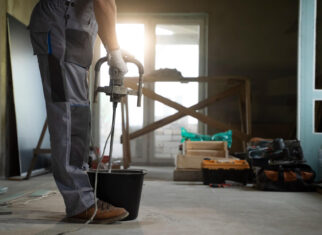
[{"left": 0, "top": 166, "right": 322, "bottom": 235}]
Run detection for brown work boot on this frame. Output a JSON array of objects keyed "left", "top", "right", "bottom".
[{"left": 71, "top": 200, "right": 129, "bottom": 223}]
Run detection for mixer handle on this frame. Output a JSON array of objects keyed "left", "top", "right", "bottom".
[
  {"left": 123, "top": 55, "right": 144, "bottom": 107},
  {"left": 93, "top": 53, "right": 144, "bottom": 107}
]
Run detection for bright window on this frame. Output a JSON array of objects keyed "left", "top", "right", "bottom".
[
  {"left": 99, "top": 24, "right": 145, "bottom": 159},
  {"left": 97, "top": 15, "right": 207, "bottom": 164},
  {"left": 154, "top": 24, "right": 200, "bottom": 159}
]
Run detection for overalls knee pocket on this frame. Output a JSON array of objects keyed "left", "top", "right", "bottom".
[{"left": 70, "top": 104, "right": 90, "bottom": 168}]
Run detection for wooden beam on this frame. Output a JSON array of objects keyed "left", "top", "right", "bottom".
[
  {"left": 127, "top": 84, "right": 242, "bottom": 141},
  {"left": 35, "top": 120, "right": 48, "bottom": 150},
  {"left": 125, "top": 81, "right": 249, "bottom": 141},
  {"left": 239, "top": 87, "right": 246, "bottom": 133},
  {"left": 25, "top": 120, "right": 50, "bottom": 180},
  {"left": 245, "top": 79, "right": 252, "bottom": 136},
  {"left": 239, "top": 86, "right": 246, "bottom": 151},
  {"left": 124, "top": 76, "right": 250, "bottom": 83},
  {"left": 124, "top": 96, "right": 131, "bottom": 167},
  {"left": 121, "top": 97, "right": 131, "bottom": 169}
]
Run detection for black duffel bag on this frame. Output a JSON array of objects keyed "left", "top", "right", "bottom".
[{"left": 256, "top": 163, "right": 316, "bottom": 191}]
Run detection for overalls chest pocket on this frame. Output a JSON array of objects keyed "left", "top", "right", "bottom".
[{"left": 64, "top": 1, "right": 97, "bottom": 69}]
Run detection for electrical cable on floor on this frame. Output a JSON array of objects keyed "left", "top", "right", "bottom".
[{"left": 58, "top": 103, "right": 117, "bottom": 235}]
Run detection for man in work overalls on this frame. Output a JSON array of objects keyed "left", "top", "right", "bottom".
[{"left": 29, "top": 0, "right": 129, "bottom": 222}]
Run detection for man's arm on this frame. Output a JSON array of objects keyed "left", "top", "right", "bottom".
[
  {"left": 93, "top": 0, "right": 119, "bottom": 51},
  {"left": 93, "top": 0, "right": 127, "bottom": 73}
]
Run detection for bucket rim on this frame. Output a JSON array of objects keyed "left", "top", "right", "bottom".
[{"left": 87, "top": 169, "right": 147, "bottom": 175}]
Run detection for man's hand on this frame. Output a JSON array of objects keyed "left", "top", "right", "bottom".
[{"left": 108, "top": 49, "right": 128, "bottom": 74}]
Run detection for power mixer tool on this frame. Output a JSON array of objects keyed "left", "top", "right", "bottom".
[
  {"left": 93, "top": 52, "right": 144, "bottom": 172},
  {"left": 81, "top": 52, "right": 144, "bottom": 224}
]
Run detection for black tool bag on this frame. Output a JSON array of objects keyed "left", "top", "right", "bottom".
[
  {"left": 256, "top": 163, "right": 315, "bottom": 191},
  {"left": 245, "top": 138, "right": 316, "bottom": 191},
  {"left": 247, "top": 139, "right": 305, "bottom": 168}
]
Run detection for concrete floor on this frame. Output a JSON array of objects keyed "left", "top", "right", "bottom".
[{"left": 0, "top": 166, "right": 322, "bottom": 235}]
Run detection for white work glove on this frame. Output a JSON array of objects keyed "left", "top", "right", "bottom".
[{"left": 108, "top": 49, "right": 128, "bottom": 75}]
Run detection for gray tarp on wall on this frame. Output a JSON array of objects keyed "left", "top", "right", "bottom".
[{"left": 7, "top": 15, "right": 50, "bottom": 175}]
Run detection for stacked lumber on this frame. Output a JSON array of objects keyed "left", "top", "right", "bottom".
[{"left": 174, "top": 141, "right": 232, "bottom": 181}]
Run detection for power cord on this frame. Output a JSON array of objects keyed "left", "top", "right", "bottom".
[
  {"left": 58, "top": 104, "right": 117, "bottom": 234},
  {"left": 86, "top": 103, "right": 117, "bottom": 224}
]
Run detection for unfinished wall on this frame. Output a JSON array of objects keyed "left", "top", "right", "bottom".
[
  {"left": 206, "top": 0, "right": 298, "bottom": 141},
  {"left": 118, "top": 0, "right": 299, "bottom": 150},
  {"left": 0, "top": 0, "right": 38, "bottom": 177},
  {"left": 7, "top": 0, "right": 38, "bottom": 24}
]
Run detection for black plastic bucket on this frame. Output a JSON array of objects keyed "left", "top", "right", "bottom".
[{"left": 87, "top": 169, "right": 147, "bottom": 221}]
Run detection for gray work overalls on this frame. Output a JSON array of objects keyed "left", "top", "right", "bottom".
[{"left": 29, "top": 0, "right": 98, "bottom": 216}]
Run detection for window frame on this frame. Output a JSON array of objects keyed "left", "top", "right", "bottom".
[{"left": 113, "top": 13, "right": 208, "bottom": 165}]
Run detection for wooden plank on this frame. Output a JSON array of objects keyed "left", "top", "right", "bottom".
[
  {"left": 121, "top": 98, "right": 127, "bottom": 168},
  {"left": 223, "top": 142, "right": 229, "bottom": 158},
  {"left": 25, "top": 120, "right": 50, "bottom": 180},
  {"left": 121, "top": 97, "right": 131, "bottom": 169},
  {"left": 245, "top": 79, "right": 252, "bottom": 136},
  {"left": 35, "top": 120, "right": 48, "bottom": 150},
  {"left": 238, "top": 87, "right": 247, "bottom": 151},
  {"left": 129, "top": 80, "right": 249, "bottom": 140},
  {"left": 125, "top": 76, "right": 249, "bottom": 83},
  {"left": 186, "top": 150, "right": 226, "bottom": 158},
  {"left": 185, "top": 141, "right": 226, "bottom": 150},
  {"left": 125, "top": 81, "right": 249, "bottom": 140},
  {"left": 124, "top": 96, "right": 131, "bottom": 167},
  {"left": 239, "top": 86, "right": 246, "bottom": 133},
  {"left": 127, "top": 85, "right": 241, "bottom": 141}
]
